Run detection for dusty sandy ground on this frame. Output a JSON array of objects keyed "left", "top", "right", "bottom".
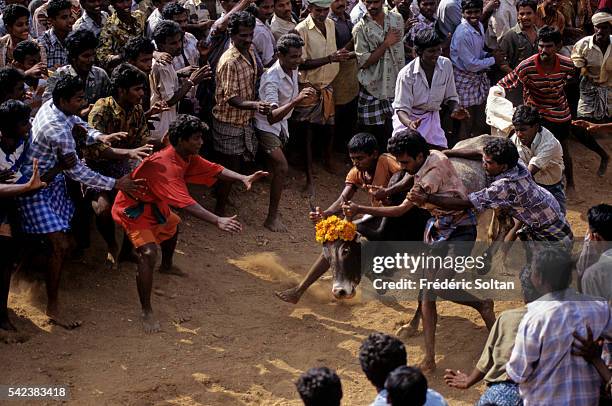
[{"left": 1, "top": 136, "right": 611, "bottom": 406}]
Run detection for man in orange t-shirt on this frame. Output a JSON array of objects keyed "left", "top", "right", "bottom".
[
  {"left": 276, "top": 132, "right": 407, "bottom": 304},
  {"left": 112, "top": 115, "right": 268, "bottom": 333}
]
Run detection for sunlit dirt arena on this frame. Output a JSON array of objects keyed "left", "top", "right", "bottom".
[{"left": 1, "top": 135, "right": 611, "bottom": 405}]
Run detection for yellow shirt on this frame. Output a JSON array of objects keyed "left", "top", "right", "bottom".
[{"left": 295, "top": 15, "right": 339, "bottom": 88}]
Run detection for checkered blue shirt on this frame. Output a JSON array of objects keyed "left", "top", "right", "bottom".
[
  {"left": 468, "top": 162, "right": 572, "bottom": 242},
  {"left": 37, "top": 29, "right": 69, "bottom": 69},
  {"left": 21, "top": 100, "right": 115, "bottom": 190},
  {"left": 507, "top": 289, "right": 612, "bottom": 406}
]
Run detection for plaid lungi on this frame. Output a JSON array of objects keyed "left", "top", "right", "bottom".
[
  {"left": 16, "top": 174, "right": 74, "bottom": 234},
  {"left": 357, "top": 87, "right": 393, "bottom": 126},
  {"left": 211, "top": 118, "right": 257, "bottom": 161},
  {"left": 454, "top": 68, "right": 490, "bottom": 107},
  {"left": 292, "top": 84, "right": 335, "bottom": 126},
  {"left": 577, "top": 76, "right": 611, "bottom": 120}
]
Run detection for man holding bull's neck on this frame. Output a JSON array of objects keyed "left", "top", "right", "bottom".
[
  {"left": 275, "top": 132, "right": 404, "bottom": 304},
  {"left": 343, "top": 129, "right": 495, "bottom": 371}
]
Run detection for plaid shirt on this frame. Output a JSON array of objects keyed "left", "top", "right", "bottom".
[
  {"left": 507, "top": 288, "right": 612, "bottom": 406},
  {"left": 43, "top": 65, "right": 111, "bottom": 106},
  {"left": 213, "top": 44, "right": 259, "bottom": 126},
  {"left": 20, "top": 100, "right": 115, "bottom": 190},
  {"left": 468, "top": 162, "right": 572, "bottom": 242},
  {"left": 97, "top": 11, "right": 146, "bottom": 68},
  {"left": 37, "top": 29, "right": 69, "bottom": 70}
]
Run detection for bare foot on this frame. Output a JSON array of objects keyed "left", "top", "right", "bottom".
[
  {"left": 159, "top": 265, "right": 188, "bottom": 277},
  {"left": 105, "top": 252, "right": 119, "bottom": 270},
  {"left": 264, "top": 216, "right": 288, "bottom": 232},
  {"left": 275, "top": 286, "right": 303, "bottom": 304},
  {"left": 142, "top": 310, "right": 161, "bottom": 333},
  {"left": 418, "top": 358, "right": 436, "bottom": 372},
  {"left": 598, "top": 156, "right": 609, "bottom": 177},
  {"left": 0, "top": 329, "right": 29, "bottom": 344},
  {"left": 480, "top": 300, "right": 496, "bottom": 331},
  {"left": 396, "top": 323, "right": 419, "bottom": 338},
  {"left": 46, "top": 309, "right": 82, "bottom": 330}
]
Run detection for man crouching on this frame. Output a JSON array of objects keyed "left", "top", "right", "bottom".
[{"left": 112, "top": 115, "right": 268, "bottom": 333}]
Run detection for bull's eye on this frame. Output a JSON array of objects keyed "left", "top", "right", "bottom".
[{"left": 342, "top": 247, "right": 350, "bottom": 256}]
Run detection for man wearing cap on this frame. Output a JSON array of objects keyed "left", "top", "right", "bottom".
[
  {"left": 353, "top": 0, "right": 404, "bottom": 149},
  {"left": 293, "top": 0, "right": 351, "bottom": 195},
  {"left": 570, "top": 10, "right": 611, "bottom": 177}
]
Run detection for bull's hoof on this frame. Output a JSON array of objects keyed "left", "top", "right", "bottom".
[{"left": 396, "top": 324, "right": 419, "bottom": 338}]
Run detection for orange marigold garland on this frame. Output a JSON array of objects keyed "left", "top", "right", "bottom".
[{"left": 315, "top": 215, "right": 357, "bottom": 244}]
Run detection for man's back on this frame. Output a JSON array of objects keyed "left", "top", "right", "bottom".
[{"left": 507, "top": 289, "right": 612, "bottom": 406}]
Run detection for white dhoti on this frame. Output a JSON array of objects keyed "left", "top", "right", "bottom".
[{"left": 392, "top": 109, "right": 447, "bottom": 148}]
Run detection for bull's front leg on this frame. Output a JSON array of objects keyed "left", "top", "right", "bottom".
[
  {"left": 275, "top": 253, "right": 330, "bottom": 304},
  {"left": 396, "top": 299, "right": 422, "bottom": 338}
]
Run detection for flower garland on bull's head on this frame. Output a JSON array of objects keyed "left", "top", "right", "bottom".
[{"left": 315, "top": 215, "right": 357, "bottom": 244}]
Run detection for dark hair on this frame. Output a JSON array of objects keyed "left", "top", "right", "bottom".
[
  {"left": 359, "top": 333, "right": 407, "bottom": 390},
  {"left": 110, "top": 63, "right": 147, "bottom": 97},
  {"left": 228, "top": 11, "right": 256, "bottom": 35},
  {"left": 587, "top": 204, "right": 612, "bottom": 241},
  {"left": 12, "top": 40, "right": 41, "bottom": 63},
  {"left": 512, "top": 104, "right": 541, "bottom": 128},
  {"left": 51, "top": 75, "right": 85, "bottom": 106},
  {"left": 385, "top": 366, "right": 428, "bottom": 406},
  {"left": 47, "top": 0, "right": 72, "bottom": 18},
  {"left": 461, "top": 0, "right": 483, "bottom": 10},
  {"left": 162, "top": 2, "right": 188, "bottom": 19},
  {"left": 347, "top": 132, "right": 379, "bottom": 155},
  {"left": 417, "top": 0, "right": 436, "bottom": 5},
  {"left": 123, "top": 36, "right": 155, "bottom": 61},
  {"left": 483, "top": 138, "right": 519, "bottom": 168},
  {"left": 0, "top": 99, "right": 31, "bottom": 135},
  {"left": 167, "top": 114, "right": 208, "bottom": 146},
  {"left": 2, "top": 4, "right": 30, "bottom": 28},
  {"left": 531, "top": 248, "right": 572, "bottom": 291},
  {"left": 537, "top": 25, "right": 563, "bottom": 44},
  {"left": 387, "top": 129, "right": 430, "bottom": 160},
  {"left": 0, "top": 67, "right": 25, "bottom": 102},
  {"left": 295, "top": 367, "right": 343, "bottom": 406},
  {"left": 516, "top": 0, "right": 537, "bottom": 12},
  {"left": 277, "top": 33, "right": 304, "bottom": 54},
  {"left": 414, "top": 28, "right": 443, "bottom": 55},
  {"left": 65, "top": 29, "right": 98, "bottom": 61},
  {"left": 153, "top": 19, "right": 182, "bottom": 45}
]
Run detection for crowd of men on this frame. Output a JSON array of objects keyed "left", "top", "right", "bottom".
[{"left": 0, "top": 0, "right": 610, "bottom": 402}]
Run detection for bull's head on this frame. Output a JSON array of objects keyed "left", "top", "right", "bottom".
[
  {"left": 315, "top": 214, "right": 361, "bottom": 300},
  {"left": 322, "top": 236, "right": 362, "bottom": 299}
]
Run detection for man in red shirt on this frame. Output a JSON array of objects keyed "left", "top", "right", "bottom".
[
  {"left": 112, "top": 115, "right": 268, "bottom": 333},
  {"left": 497, "top": 25, "right": 608, "bottom": 191}
]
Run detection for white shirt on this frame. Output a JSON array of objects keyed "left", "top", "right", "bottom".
[
  {"left": 392, "top": 56, "right": 458, "bottom": 147},
  {"left": 73, "top": 11, "right": 109, "bottom": 37},
  {"left": 146, "top": 8, "right": 163, "bottom": 39},
  {"left": 511, "top": 126, "right": 564, "bottom": 186},
  {"left": 253, "top": 18, "right": 276, "bottom": 66},
  {"left": 149, "top": 60, "right": 179, "bottom": 141},
  {"left": 350, "top": 0, "right": 367, "bottom": 24},
  {"left": 254, "top": 60, "right": 299, "bottom": 137}
]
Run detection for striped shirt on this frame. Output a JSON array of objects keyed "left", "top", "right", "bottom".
[{"left": 498, "top": 53, "right": 576, "bottom": 123}]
